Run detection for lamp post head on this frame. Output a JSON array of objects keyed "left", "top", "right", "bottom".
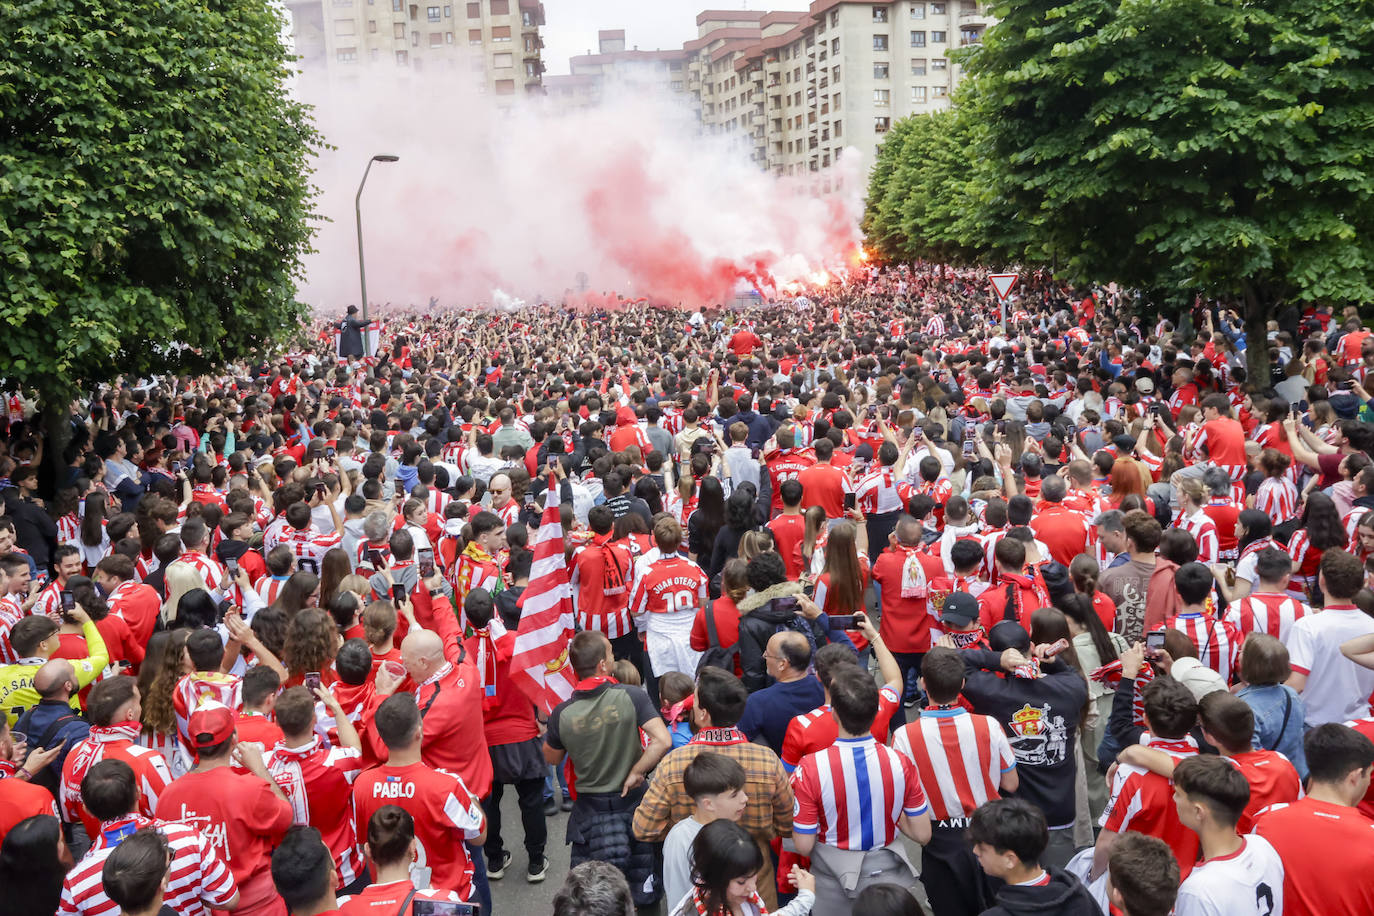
[{"left": 372, "top": 154, "right": 400, "bottom": 163}]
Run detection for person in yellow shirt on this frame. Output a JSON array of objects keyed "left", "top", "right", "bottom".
[{"left": 0, "top": 602, "right": 107, "bottom": 725}]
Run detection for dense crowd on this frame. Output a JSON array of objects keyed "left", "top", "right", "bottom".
[{"left": 1, "top": 264, "right": 1373, "bottom": 916}]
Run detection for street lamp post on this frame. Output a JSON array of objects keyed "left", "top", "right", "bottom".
[{"left": 355, "top": 154, "right": 399, "bottom": 333}]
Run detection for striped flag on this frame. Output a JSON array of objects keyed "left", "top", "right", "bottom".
[{"left": 510, "top": 475, "right": 579, "bottom": 713}]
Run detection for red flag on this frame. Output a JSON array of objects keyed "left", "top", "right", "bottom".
[{"left": 510, "top": 475, "right": 579, "bottom": 714}]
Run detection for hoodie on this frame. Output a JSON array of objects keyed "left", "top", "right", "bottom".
[
  {"left": 982, "top": 868, "right": 1103, "bottom": 916},
  {"left": 735, "top": 581, "right": 830, "bottom": 691}
]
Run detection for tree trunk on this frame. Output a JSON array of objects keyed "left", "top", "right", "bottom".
[
  {"left": 39, "top": 400, "right": 75, "bottom": 501},
  {"left": 1241, "top": 283, "right": 1271, "bottom": 390}
]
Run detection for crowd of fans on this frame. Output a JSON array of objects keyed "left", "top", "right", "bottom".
[{"left": 0, "top": 262, "right": 1373, "bottom": 916}]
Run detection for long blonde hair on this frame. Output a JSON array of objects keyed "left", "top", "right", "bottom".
[{"left": 161, "top": 561, "right": 207, "bottom": 622}]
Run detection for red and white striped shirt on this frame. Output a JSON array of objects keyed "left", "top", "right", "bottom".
[
  {"left": 494, "top": 500, "right": 520, "bottom": 528},
  {"left": 1224, "top": 592, "right": 1311, "bottom": 645},
  {"left": 58, "top": 815, "right": 238, "bottom": 916},
  {"left": 1254, "top": 477, "right": 1299, "bottom": 526},
  {"left": 1157, "top": 613, "right": 1243, "bottom": 683},
  {"left": 176, "top": 550, "right": 227, "bottom": 597},
  {"left": 60, "top": 722, "right": 174, "bottom": 840},
  {"left": 1174, "top": 508, "right": 1219, "bottom": 564},
  {"left": 891, "top": 708, "right": 1016, "bottom": 822},
  {"left": 266, "top": 736, "right": 366, "bottom": 887},
  {"left": 0, "top": 595, "right": 23, "bottom": 664},
  {"left": 791, "top": 735, "right": 929, "bottom": 850},
  {"left": 171, "top": 673, "right": 242, "bottom": 755},
  {"left": 923, "top": 314, "right": 946, "bottom": 337},
  {"left": 279, "top": 525, "right": 342, "bottom": 574},
  {"left": 855, "top": 466, "right": 913, "bottom": 516},
  {"left": 779, "top": 686, "right": 903, "bottom": 772},
  {"left": 425, "top": 488, "right": 452, "bottom": 516}
]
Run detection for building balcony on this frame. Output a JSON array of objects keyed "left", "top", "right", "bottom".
[{"left": 959, "top": 9, "right": 992, "bottom": 26}]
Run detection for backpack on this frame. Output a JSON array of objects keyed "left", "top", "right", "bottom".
[
  {"left": 16, "top": 710, "right": 82, "bottom": 798},
  {"left": 695, "top": 600, "right": 739, "bottom": 676}
]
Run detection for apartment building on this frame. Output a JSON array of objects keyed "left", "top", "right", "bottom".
[
  {"left": 285, "top": 0, "right": 547, "bottom": 104},
  {"left": 720, "top": 0, "right": 990, "bottom": 176},
  {"left": 546, "top": 29, "right": 689, "bottom": 111}
]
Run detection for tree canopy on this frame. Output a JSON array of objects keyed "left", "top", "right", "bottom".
[
  {"left": 0, "top": 0, "right": 321, "bottom": 410},
  {"left": 866, "top": 0, "right": 1374, "bottom": 374}
]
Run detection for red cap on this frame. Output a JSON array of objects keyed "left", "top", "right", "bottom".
[{"left": 187, "top": 702, "right": 236, "bottom": 749}]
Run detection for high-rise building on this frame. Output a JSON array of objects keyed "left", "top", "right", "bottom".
[
  {"left": 726, "top": 0, "right": 992, "bottom": 177},
  {"left": 285, "top": 0, "right": 546, "bottom": 105},
  {"left": 546, "top": 29, "right": 690, "bottom": 111}
]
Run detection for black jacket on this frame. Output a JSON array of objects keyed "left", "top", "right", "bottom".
[
  {"left": 982, "top": 868, "right": 1103, "bottom": 916},
  {"left": 4, "top": 492, "right": 57, "bottom": 570},
  {"left": 960, "top": 650, "right": 1088, "bottom": 828},
  {"left": 337, "top": 316, "right": 366, "bottom": 357},
  {"left": 735, "top": 581, "right": 829, "bottom": 692}
]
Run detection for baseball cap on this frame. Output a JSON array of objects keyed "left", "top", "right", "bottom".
[
  {"left": 188, "top": 702, "right": 236, "bottom": 750},
  {"left": 1135, "top": 377, "right": 1155, "bottom": 394},
  {"left": 941, "top": 592, "right": 980, "bottom": 628}
]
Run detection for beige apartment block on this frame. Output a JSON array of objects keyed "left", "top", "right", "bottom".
[
  {"left": 285, "top": 0, "right": 547, "bottom": 108},
  {"left": 546, "top": 29, "right": 690, "bottom": 111},
  {"left": 730, "top": 0, "right": 991, "bottom": 177}
]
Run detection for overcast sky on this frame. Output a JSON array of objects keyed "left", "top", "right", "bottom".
[{"left": 541, "top": 0, "right": 813, "bottom": 75}]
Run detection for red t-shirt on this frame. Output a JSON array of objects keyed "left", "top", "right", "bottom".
[
  {"left": 797, "top": 463, "right": 850, "bottom": 519},
  {"left": 107, "top": 580, "right": 163, "bottom": 647},
  {"left": 352, "top": 761, "right": 485, "bottom": 899},
  {"left": 158, "top": 768, "right": 294, "bottom": 911},
  {"left": 339, "top": 880, "right": 463, "bottom": 915},
  {"left": 1029, "top": 503, "right": 1090, "bottom": 567},
  {"left": 730, "top": 329, "right": 762, "bottom": 356},
  {"left": 1255, "top": 798, "right": 1374, "bottom": 916},
  {"left": 0, "top": 776, "right": 58, "bottom": 846},
  {"left": 764, "top": 449, "right": 816, "bottom": 515},
  {"left": 234, "top": 712, "right": 284, "bottom": 751},
  {"left": 1229, "top": 749, "right": 1301, "bottom": 833},
  {"left": 871, "top": 546, "right": 936, "bottom": 653},
  {"left": 1102, "top": 765, "right": 1201, "bottom": 880},
  {"left": 690, "top": 595, "right": 742, "bottom": 653},
  {"left": 767, "top": 514, "right": 807, "bottom": 579},
  {"left": 414, "top": 659, "right": 494, "bottom": 798}
]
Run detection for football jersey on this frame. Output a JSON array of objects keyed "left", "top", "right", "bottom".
[
  {"left": 157, "top": 768, "right": 294, "bottom": 894},
  {"left": 60, "top": 723, "right": 174, "bottom": 840},
  {"left": 1229, "top": 749, "right": 1301, "bottom": 833},
  {"left": 780, "top": 685, "right": 902, "bottom": 772},
  {"left": 352, "top": 761, "right": 485, "bottom": 900},
  {"left": 1254, "top": 798, "right": 1374, "bottom": 916},
  {"left": 891, "top": 707, "right": 1016, "bottom": 822},
  {"left": 791, "top": 735, "right": 928, "bottom": 850},
  {"left": 266, "top": 736, "right": 366, "bottom": 887},
  {"left": 1224, "top": 592, "right": 1310, "bottom": 644},
  {"left": 1174, "top": 835, "right": 1284, "bottom": 916},
  {"left": 58, "top": 815, "right": 238, "bottom": 916}
]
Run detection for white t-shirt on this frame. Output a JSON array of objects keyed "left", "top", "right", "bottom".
[
  {"left": 1173, "top": 835, "right": 1284, "bottom": 916},
  {"left": 1287, "top": 606, "right": 1374, "bottom": 726},
  {"left": 662, "top": 816, "right": 705, "bottom": 909}
]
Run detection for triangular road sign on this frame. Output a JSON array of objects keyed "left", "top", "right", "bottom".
[{"left": 989, "top": 273, "right": 1018, "bottom": 301}]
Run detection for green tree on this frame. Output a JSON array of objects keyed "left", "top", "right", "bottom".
[
  {"left": 0, "top": 0, "right": 321, "bottom": 420},
  {"left": 964, "top": 0, "right": 1374, "bottom": 380}
]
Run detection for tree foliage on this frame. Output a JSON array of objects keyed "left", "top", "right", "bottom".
[
  {"left": 0, "top": 0, "right": 322, "bottom": 408},
  {"left": 867, "top": 0, "right": 1374, "bottom": 375}
]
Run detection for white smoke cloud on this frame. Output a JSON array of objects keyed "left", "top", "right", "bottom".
[{"left": 296, "top": 68, "right": 864, "bottom": 314}]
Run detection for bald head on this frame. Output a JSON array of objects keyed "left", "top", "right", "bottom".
[
  {"left": 400, "top": 628, "right": 445, "bottom": 682},
  {"left": 766, "top": 631, "right": 812, "bottom": 678},
  {"left": 895, "top": 514, "right": 923, "bottom": 547},
  {"left": 34, "top": 658, "right": 76, "bottom": 700}
]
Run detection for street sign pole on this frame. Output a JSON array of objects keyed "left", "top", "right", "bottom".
[{"left": 989, "top": 273, "right": 1019, "bottom": 329}]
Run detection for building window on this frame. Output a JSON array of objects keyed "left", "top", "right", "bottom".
[
  {"left": 370, "top": 47, "right": 379, "bottom": 59},
  {"left": 443, "top": 4, "right": 450, "bottom": 14},
  {"left": 910, "top": 2, "right": 925, "bottom": 17},
  {"left": 834, "top": 119, "right": 842, "bottom": 136},
  {"left": 932, "top": 58, "right": 948, "bottom": 70},
  {"left": 872, "top": 5, "right": 887, "bottom": 21},
  {"left": 910, "top": 31, "right": 926, "bottom": 47},
  {"left": 875, "top": 116, "right": 890, "bottom": 132},
  {"left": 396, "top": 49, "right": 408, "bottom": 63},
  {"left": 521, "top": 9, "right": 533, "bottom": 25},
  {"left": 911, "top": 58, "right": 926, "bottom": 74},
  {"left": 911, "top": 85, "right": 927, "bottom": 102},
  {"left": 393, "top": 22, "right": 404, "bottom": 37},
  {"left": 873, "top": 89, "right": 890, "bottom": 106},
  {"left": 490, "top": 0, "right": 509, "bottom": 13},
  {"left": 933, "top": 85, "right": 949, "bottom": 97},
  {"left": 368, "top": 19, "right": 377, "bottom": 31},
  {"left": 336, "top": 46, "right": 357, "bottom": 61},
  {"left": 411, "top": 30, "right": 419, "bottom": 45},
  {"left": 830, "top": 10, "right": 838, "bottom": 25},
  {"left": 932, "top": 2, "right": 946, "bottom": 11},
  {"left": 493, "top": 51, "right": 512, "bottom": 67},
  {"left": 872, "top": 34, "right": 888, "bottom": 51},
  {"left": 392, "top": 0, "right": 402, "bottom": 10},
  {"left": 523, "top": 34, "right": 533, "bottom": 50},
  {"left": 429, "top": 32, "right": 442, "bottom": 45},
  {"left": 445, "top": 30, "right": 453, "bottom": 42},
  {"left": 873, "top": 62, "right": 889, "bottom": 78},
  {"left": 495, "top": 78, "right": 515, "bottom": 94},
  {"left": 426, "top": 6, "right": 439, "bottom": 20},
  {"left": 492, "top": 24, "right": 510, "bottom": 40},
  {"left": 525, "top": 60, "right": 538, "bottom": 77},
  {"left": 932, "top": 30, "right": 947, "bottom": 42},
  {"left": 466, "top": 1, "right": 479, "bottom": 15},
  {"left": 334, "top": 18, "right": 355, "bottom": 33},
  {"left": 831, "top": 37, "right": 839, "bottom": 55},
  {"left": 468, "top": 27, "right": 481, "bottom": 43}
]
